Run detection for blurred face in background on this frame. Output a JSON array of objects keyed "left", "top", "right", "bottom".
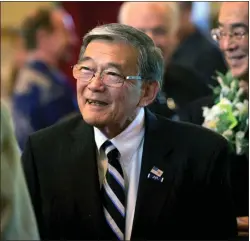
[
  {"left": 218, "top": 2, "right": 249, "bottom": 80},
  {"left": 119, "top": 2, "right": 178, "bottom": 64},
  {"left": 46, "top": 9, "right": 78, "bottom": 63}
]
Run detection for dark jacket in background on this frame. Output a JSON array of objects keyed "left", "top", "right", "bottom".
[
  {"left": 162, "top": 64, "right": 212, "bottom": 110},
  {"left": 177, "top": 96, "right": 249, "bottom": 217},
  {"left": 12, "top": 60, "right": 78, "bottom": 150},
  {"left": 177, "top": 95, "right": 214, "bottom": 125},
  {"left": 171, "top": 27, "right": 228, "bottom": 87},
  {"left": 151, "top": 27, "right": 227, "bottom": 116},
  {"left": 148, "top": 92, "right": 175, "bottom": 119}
]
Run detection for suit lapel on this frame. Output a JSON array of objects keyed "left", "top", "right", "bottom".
[
  {"left": 131, "top": 109, "right": 180, "bottom": 239},
  {"left": 68, "top": 111, "right": 184, "bottom": 239},
  {"left": 69, "top": 117, "right": 106, "bottom": 238}
]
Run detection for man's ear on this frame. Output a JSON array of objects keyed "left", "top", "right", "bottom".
[{"left": 138, "top": 81, "right": 160, "bottom": 107}]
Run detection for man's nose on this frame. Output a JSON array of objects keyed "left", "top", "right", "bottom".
[
  {"left": 87, "top": 73, "right": 105, "bottom": 91},
  {"left": 219, "top": 35, "right": 238, "bottom": 52}
]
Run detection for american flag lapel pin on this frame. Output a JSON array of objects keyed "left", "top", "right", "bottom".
[
  {"left": 150, "top": 166, "right": 163, "bottom": 177},
  {"left": 147, "top": 166, "right": 164, "bottom": 182}
]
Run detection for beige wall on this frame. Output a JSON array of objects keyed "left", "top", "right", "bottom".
[
  {"left": 1, "top": 2, "right": 54, "bottom": 102},
  {"left": 1, "top": 2, "right": 54, "bottom": 28},
  {"left": 211, "top": 2, "right": 222, "bottom": 18}
]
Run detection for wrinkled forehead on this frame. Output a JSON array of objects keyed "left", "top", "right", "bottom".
[
  {"left": 219, "top": 2, "right": 249, "bottom": 28},
  {"left": 80, "top": 39, "right": 139, "bottom": 66}
]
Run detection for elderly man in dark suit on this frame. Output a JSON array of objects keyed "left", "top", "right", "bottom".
[{"left": 22, "top": 23, "right": 237, "bottom": 240}]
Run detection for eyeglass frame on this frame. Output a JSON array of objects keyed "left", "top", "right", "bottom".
[
  {"left": 211, "top": 27, "right": 248, "bottom": 42},
  {"left": 72, "top": 64, "right": 142, "bottom": 88}
]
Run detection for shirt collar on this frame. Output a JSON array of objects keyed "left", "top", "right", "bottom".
[{"left": 94, "top": 107, "right": 145, "bottom": 158}]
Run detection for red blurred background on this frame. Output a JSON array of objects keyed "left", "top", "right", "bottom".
[{"left": 61, "top": 2, "right": 123, "bottom": 88}]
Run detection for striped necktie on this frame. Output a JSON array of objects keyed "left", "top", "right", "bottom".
[{"left": 101, "top": 140, "right": 125, "bottom": 240}]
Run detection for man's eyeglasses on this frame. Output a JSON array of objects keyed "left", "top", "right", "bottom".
[
  {"left": 211, "top": 28, "right": 248, "bottom": 42},
  {"left": 72, "top": 64, "right": 142, "bottom": 88}
]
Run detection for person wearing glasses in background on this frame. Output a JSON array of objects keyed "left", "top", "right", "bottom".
[
  {"left": 118, "top": 2, "right": 226, "bottom": 114},
  {"left": 177, "top": 1, "right": 249, "bottom": 236},
  {"left": 21, "top": 23, "right": 237, "bottom": 240}
]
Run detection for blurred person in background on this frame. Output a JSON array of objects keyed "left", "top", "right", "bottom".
[
  {"left": 11, "top": 7, "right": 79, "bottom": 150},
  {"left": 1, "top": 28, "right": 27, "bottom": 109},
  {"left": 1, "top": 100, "right": 39, "bottom": 240},
  {"left": 171, "top": 2, "right": 227, "bottom": 86},
  {"left": 118, "top": 2, "right": 212, "bottom": 114},
  {"left": 118, "top": 2, "right": 179, "bottom": 65},
  {"left": 178, "top": 1, "right": 249, "bottom": 140},
  {"left": 177, "top": 1, "right": 249, "bottom": 236}
]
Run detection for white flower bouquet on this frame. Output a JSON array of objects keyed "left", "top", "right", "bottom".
[{"left": 202, "top": 71, "right": 248, "bottom": 155}]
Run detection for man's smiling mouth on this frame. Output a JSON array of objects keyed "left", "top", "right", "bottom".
[{"left": 86, "top": 99, "right": 109, "bottom": 106}]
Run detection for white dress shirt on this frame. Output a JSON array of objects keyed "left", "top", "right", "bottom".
[{"left": 94, "top": 107, "right": 145, "bottom": 240}]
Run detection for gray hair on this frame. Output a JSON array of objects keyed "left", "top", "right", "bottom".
[{"left": 78, "top": 23, "right": 164, "bottom": 87}]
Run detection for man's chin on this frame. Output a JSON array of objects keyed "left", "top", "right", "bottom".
[
  {"left": 231, "top": 67, "right": 249, "bottom": 81},
  {"left": 82, "top": 116, "right": 107, "bottom": 128}
]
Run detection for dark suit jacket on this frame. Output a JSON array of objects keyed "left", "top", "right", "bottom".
[
  {"left": 177, "top": 95, "right": 214, "bottom": 125},
  {"left": 177, "top": 96, "right": 249, "bottom": 217},
  {"left": 147, "top": 91, "right": 175, "bottom": 119},
  {"left": 171, "top": 27, "right": 227, "bottom": 87},
  {"left": 22, "top": 109, "right": 237, "bottom": 240},
  {"left": 163, "top": 64, "right": 212, "bottom": 110}
]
